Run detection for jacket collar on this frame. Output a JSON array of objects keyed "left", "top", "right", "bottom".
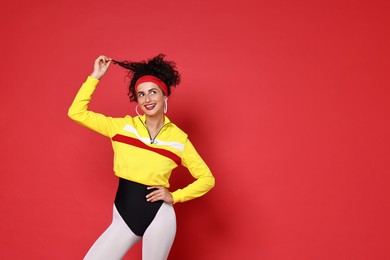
[{"left": 138, "top": 115, "right": 171, "bottom": 125}]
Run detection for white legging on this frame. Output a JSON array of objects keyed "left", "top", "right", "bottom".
[{"left": 84, "top": 203, "right": 176, "bottom": 260}]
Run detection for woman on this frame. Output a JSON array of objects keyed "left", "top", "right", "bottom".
[{"left": 68, "top": 54, "right": 215, "bottom": 259}]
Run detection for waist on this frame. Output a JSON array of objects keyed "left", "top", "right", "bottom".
[
  {"left": 115, "top": 178, "right": 159, "bottom": 202},
  {"left": 114, "top": 171, "right": 171, "bottom": 189}
]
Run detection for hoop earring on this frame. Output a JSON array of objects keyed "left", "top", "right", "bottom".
[
  {"left": 135, "top": 105, "right": 142, "bottom": 116},
  {"left": 164, "top": 99, "right": 168, "bottom": 114}
]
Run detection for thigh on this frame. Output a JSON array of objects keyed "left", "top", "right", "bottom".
[
  {"left": 84, "top": 205, "right": 141, "bottom": 260},
  {"left": 142, "top": 203, "right": 176, "bottom": 260}
]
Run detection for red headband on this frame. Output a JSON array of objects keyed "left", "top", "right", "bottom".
[{"left": 135, "top": 75, "right": 168, "bottom": 96}]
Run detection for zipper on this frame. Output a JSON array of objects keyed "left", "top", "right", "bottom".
[{"left": 139, "top": 118, "right": 171, "bottom": 144}]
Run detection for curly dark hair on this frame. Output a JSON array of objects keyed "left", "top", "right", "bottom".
[{"left": 112, "top": 54, "right": 181, "bottom": 102}]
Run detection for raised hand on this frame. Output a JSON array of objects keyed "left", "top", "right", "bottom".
[{"left": 90, "top": 55, "right": 112, "bottom": 80}]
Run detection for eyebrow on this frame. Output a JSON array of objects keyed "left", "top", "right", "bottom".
[{"left": 137, "top": 88, "right": 158, "bottom": 94}]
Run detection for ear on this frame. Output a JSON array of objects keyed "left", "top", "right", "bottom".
[{"left": 164, "top": 96, "right": 168, "bottom": 102}]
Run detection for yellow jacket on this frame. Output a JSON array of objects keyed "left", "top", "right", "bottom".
[{"left": 68, "top": 77, "right": 215, "bottom": 203}]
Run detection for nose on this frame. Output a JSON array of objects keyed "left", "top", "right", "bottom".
[{"left": 145, "top": 94, "right": 151, "bottom": 103}]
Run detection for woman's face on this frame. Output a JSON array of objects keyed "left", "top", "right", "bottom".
[{"left": 136, "top": 82, "right": 167, "bottom": 117}]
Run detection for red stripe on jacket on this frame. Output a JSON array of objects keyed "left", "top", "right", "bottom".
[{"left": 112, "top": 134, "right": 181, "bottom": 165}]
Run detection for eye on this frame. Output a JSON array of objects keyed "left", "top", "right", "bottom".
[
  {"left": 138, "top": 92, "right": 144, "bottom": 97},
  {"left": 150, "top": 90, "right": 157, "bottom": 95}
]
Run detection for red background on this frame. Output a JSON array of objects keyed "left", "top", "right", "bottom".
[{"left": 1, "top": 0, "right": 389, "bottom": 259}]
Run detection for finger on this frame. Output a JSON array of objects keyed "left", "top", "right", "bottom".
[
  {"left": 104, "top": 60, "right": 112, "bottom": 69},
  {"left": 96, "top": 55, "right": 110, "bottom": 65},
  {"left": 146, "top": 189, "right": 161, "bottom": 199},
  {"left": 148, "top": 190, "right": 166, "bottom": 202},
  {"left": 147, "top": 194, "right": 159, "bottom": 202},
  {"left": 147, "top": 186, "right": 161, "bottom": 190},
  {"left": 96, "top": 56, "right": 105, "bottom": 63},
  {"left": 100, "top": 57, "right": 110, "bottom": 65},
  {"left": 146, "top": 191, "right": 156, "bottom": 199}
]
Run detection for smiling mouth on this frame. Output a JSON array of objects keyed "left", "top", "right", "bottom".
[{"left": 144, "top": 104, "right": 156, "bottom": 110}]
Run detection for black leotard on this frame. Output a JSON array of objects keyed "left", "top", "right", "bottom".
[{"left": 114, "top": 178, "right": 163, "bottom": 236}]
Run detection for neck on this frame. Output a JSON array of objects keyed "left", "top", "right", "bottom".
[{"left": 145, "top": 114, "right": 165, "bottom": 131}]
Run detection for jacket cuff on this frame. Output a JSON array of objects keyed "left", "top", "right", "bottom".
[
  {"left": 87, "top": 76, "right": 100, "bottom": 84},
  {"left": 171, "top": 189, "right": 183, "bottom": 204}
]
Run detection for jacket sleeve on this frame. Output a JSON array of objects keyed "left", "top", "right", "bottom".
[
  {"left": 171, "top": 139, "right": 215, "bottom": 203},
  {"left": 68, "top": 76, "right": 119, "bottom": 138}
]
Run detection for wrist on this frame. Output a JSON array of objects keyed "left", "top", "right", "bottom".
[{"left": 90, "top": 72, "right": 101, "bottom": 80}]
